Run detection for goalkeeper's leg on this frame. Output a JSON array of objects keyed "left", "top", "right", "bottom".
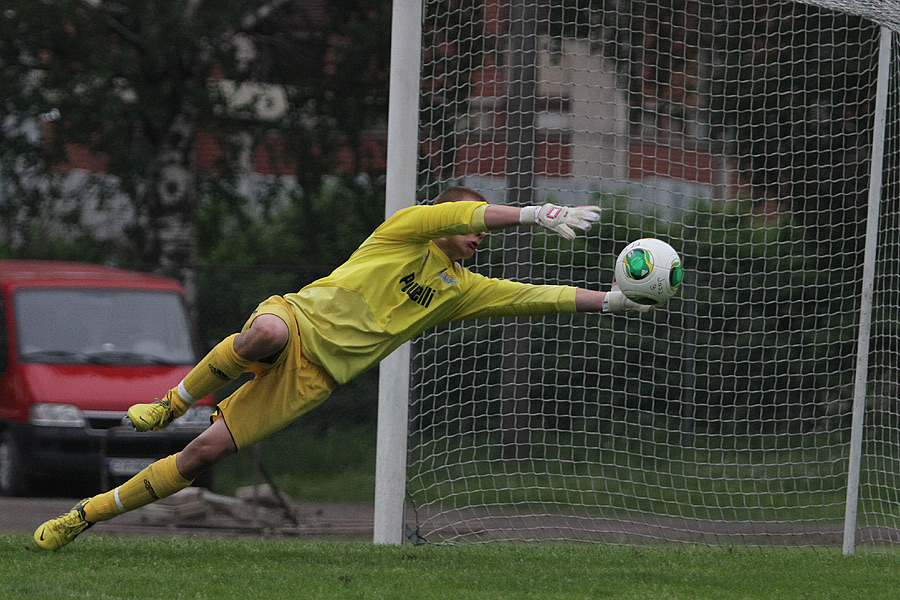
[
  {"left": 128, "top": 314, "right": 289, "bottom": 431},
  {"left": 34, "top": 419, "right": 236, "bottom": 550}
]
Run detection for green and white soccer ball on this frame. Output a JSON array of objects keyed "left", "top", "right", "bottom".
[{"left": 614, "top": 238, "right": 684, "bottom": 307}]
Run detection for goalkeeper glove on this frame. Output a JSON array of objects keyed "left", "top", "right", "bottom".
[
  {"left": 519, "top": 203, "right": 601, "bottom": 240},
  {"left": 602, "top": 289, "right": 653, "bottom": 314}
]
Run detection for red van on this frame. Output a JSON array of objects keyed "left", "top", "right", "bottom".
[{"left": 0, "top": 260, "right": 214, "bottom": 495}]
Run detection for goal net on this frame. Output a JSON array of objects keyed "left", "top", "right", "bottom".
[{"left": 391, "top": 0, "right": 900, "bottom": 550}]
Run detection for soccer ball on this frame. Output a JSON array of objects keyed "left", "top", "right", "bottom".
[{"left": 614, "top": 238, "right": 683, "bottom": 306}]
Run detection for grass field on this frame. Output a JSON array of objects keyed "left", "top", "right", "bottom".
[{"left": 3, "top": 534, "right": 899, "bottom": 600}]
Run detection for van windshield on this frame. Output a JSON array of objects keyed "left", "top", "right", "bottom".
[{"left": 14, "top": 288, "right": 198, "bottom": 366}]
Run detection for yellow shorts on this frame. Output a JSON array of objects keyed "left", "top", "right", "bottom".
[{"left": 214, "top": 296, "right": 336, "bottom": 451}]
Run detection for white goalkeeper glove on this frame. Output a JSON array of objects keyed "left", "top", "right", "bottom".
[
  {"left": 519, "top": 203, "right": 601, "bottom": 240},
  {"left": 602, "top": 288, "right": 653, "bottom": 314}
]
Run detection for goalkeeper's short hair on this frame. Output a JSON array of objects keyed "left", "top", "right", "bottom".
[{"left": 433, "top": 186, "right": 486, "bottom": 205}]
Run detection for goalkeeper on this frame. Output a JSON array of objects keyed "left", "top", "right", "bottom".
[{"left": 34, "top": 186, "right": 650, "bottom": 550}]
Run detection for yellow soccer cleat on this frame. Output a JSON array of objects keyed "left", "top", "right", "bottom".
[
  {"left": 127, "top": 398, "right": 177, "bottom": 432},
  {"left": 34, "top": 499, "right": 94, "bottom": 551}
]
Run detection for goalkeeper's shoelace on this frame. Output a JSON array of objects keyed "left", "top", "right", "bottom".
[
  {"left": 55, "top": 511, "right": 89, "bottom": 535},
  {"left": 136, "top": 400, "right": 175, "bottom": 429}
]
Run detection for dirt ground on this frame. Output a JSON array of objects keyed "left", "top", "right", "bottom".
[{"left": 2, "top": 488, "right": 374, "bottom": 542}]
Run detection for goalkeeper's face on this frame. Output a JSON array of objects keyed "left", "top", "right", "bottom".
[{"left": 435, "top": 231, "right": 486, "bottom": 262}]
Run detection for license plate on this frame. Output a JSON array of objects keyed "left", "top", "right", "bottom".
[{"left": 107, "top": 457, "right": 155, "bottom": 477}]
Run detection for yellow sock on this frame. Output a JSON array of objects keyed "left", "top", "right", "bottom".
[
  {"left": 83, "top": 454, "right": 192, "bottom": 522},
  {"left": 172, "top": 334, "right": 252, "bottom": 408},
  {"left": 164, "top": 388, "right": 190, "bottom": 418}
]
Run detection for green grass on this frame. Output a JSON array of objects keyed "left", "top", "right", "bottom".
[{"left": 4, "top": 535, "right": 900, "bottom": 600}]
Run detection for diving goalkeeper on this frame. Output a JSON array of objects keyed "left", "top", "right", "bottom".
[{"left": 34, "top": 186, "right": 650, "bottom": 550}]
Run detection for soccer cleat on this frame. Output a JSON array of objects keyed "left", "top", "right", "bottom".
[
  {"left": 127, "top": 398, "right": 177, "bottom": 432},
  {"left": 34, "top": 498, "right": 94, "bottom": 551}
]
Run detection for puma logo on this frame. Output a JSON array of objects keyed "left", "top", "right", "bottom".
[
  {"left": 144, "top": 479, "right": 159, "bottom": 500},
  {"left": 209, "top": 364, "right": 229, "bottom": 381}
]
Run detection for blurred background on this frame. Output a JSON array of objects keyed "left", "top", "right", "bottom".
[
  {"left": 0, "top": 1, "right": 893, "bottom": 529},
  {"left": 0, "top": 0, "right": 395, "bottom": 500}
]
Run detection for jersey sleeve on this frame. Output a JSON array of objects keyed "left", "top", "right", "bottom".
[
  {"left": 446, "top": 268, "right": 579, "bottom": 320},
  {"left": 374, "top": 201, "right": 488, "bottom": 243}
]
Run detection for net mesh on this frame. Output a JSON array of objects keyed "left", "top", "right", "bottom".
[{"left": 405, "top": 0, "right": 896, "bottom": 547}]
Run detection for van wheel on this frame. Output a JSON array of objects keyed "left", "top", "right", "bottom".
[{"left": 0, "top": 431, "right": 29, "bottom": 496}]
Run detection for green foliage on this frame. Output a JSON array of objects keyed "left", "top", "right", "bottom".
[
  {"left": 664, "top": 196, "right": 860, "bottom": 434},
  {"left": 5, "top": 231, "right": 112, "bottom": 264},
  {"left": 194, "top": 177, "right": 385, "bottom": 342}
]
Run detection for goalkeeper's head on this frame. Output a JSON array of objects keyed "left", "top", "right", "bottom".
[{"left": 432, "top": 186, "right": 488, "bottom": 261}]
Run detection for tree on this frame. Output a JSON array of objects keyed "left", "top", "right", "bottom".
[
  {"left": 0, "top": 1, "right": 296, "bottom": 293},
  {"left": 0, "top": 0, "right": 392, "bottom": 301}
]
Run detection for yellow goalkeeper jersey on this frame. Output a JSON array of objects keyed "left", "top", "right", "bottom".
[{"left": 284, "top": 200, "right": 578, "bottom": 384}]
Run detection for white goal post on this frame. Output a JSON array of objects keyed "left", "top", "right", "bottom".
[
  {"left": 373, "top": 0, "right": 423, "bottom": 545},
  {"left": 377, "top": 0, "right": 900, "bottom": 553}
]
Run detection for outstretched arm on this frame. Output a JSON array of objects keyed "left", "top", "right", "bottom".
[
  {"left": 483, "top": 205, "right": 526, "bottom": 229},
  {"left": 482, "top": 205, "right": 647, "bottom": 314}
]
